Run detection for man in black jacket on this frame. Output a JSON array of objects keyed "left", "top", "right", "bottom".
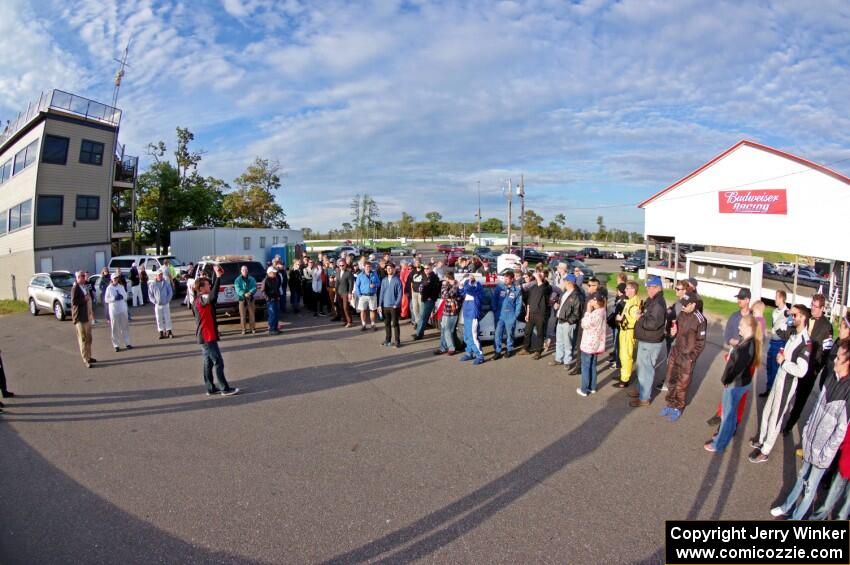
[
  {"left": 335, "top": 261, "right": 354, "bottom": 327},
  {"left": 631, "top": 276, "right": 667, "bottom": 407},
  {"left": 783, "top": 293, "right": 834, "bottom": 435},
  {"left": 551, "top": 275, "right": 583, "bottom": 368},
  {"left": 519, "top": 270, "right": 552, "bottom": 360},
  {"left": 413, "top": 264, "right": 441, "bottom": 340}
]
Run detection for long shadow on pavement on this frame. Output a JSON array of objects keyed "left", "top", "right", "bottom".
[
  {"left": 0, "top": 424, "right": 260, "bottom": 564},
  {"left": 320, "top": 395, "right": 628, "bottom": 564}
]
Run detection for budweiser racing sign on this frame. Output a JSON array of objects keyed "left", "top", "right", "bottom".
[{"left": 718, "top": 189, "right": 787, "bottom": 214}]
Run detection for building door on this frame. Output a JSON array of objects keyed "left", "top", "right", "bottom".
[
  {"left": 40, "top": 257, "right": 53, "bottom": 273},
  {"left": 95, "top": 251, "right": 106, "bottom": 272}
]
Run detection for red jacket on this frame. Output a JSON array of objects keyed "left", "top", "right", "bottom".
[
  {"left": 195, "top": 277, "right": 220, "bottom": 344},
  {"left": 838, "top": 427, "right": 850, "bottom": 479}
]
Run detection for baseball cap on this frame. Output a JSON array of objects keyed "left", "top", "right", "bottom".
[
  {"left": 565, "top": 274, "right": 577, "bottom": 283},
  {"left": 687, "top": 277, "right": 698, "bottom": 288},
  {"left": 647, "top": 276, "right": 663, "bottom": 287},
  {"left": 680, "top": 293, "right": 699, "bottom": 306},
  {"left": 735, "top": 288, "right": 751, "bottom": 300}
]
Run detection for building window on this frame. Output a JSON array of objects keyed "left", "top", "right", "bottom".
[
  {"left": 259, "top": 236, "right": 266, "bottom": 248},
  {"left": 0, "top": 209, "right": 6, "bottom": 235},
  {"left": 12, "top": 139, "right": 39, "bottom": 175},
  {"left": 243, "top": 237, "right": 251, "bottom": 250},
  {"left": 79, "top": 139, "right": 104, "bottom": 166},
  {"left": 75, "top": 195, "right": 100, "bottom": 220},
  {"left": 272, "top": 236, "right": 279, "bottom": 245},
  {"left": 8, "top": 199, "right": 32, "bottom": 231},
  {"left": 42, "top": 135, "right": 70, "bottom": 165},
  {"left": 37, "top": 195, "right": 64, "bottom": 226},
  {"left": 0, "top": 160, "right": 11, "bottom": 183}
]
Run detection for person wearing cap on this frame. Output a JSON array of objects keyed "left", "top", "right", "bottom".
[
  {"left": 578, "top": 292, "right": 607, "bottom": 396},
  {"left": 409, "top": 258, "right": 425, "bottom": 326},
  {"left": 628, "top": 276, "right": 666, "bottom": 406},
  {"left": 149, "top": 269, "right": 175, "bottom": 339},
  {"left": 71, "top": 271, "right": 96, "bottom": 368},
  {"left": 657, "top": 293, "right": 707, "bottom": 421},
  {"left": 491, "top": 270, "right": 523, "bottom": 360},
  {"left": 615, "top": 281, "right": 640, "bottom": 387},
  {"left": 458, "top": 274, "right": 486, "bottom": 365},
  {"left": 608, "top": 282, "right": 627, "bottom": 370},
  {"left": 234, "top": 265, "right": 258, "bottom": 335},
  {"left": 552, "top": 274, "right": 582, "bottom": 369},
  {"left": 354, "top": 262, "right": 381, "bottom": 331},
  {"left": 413, "top": 264, "right": 441, "bottom": 341},
  {"left": 783, "top": 293, "right": 835, "bottom": 436},
  {"left": 705, "top": 289, "right": 753, "bottom": 425},
  {"left": 749, "top": 304, "right": 812, "bottom": 463},
  {"left": 378, "top": 262, "right": 403, "bottom": 348},
  {"left": 263, "top": 266, "right": 282, "bottom": 336},
  {"left": 104, "top": 272, "right": 132, "bottom": 352}
]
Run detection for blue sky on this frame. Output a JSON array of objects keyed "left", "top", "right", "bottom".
[{"left": 1, "top": 0, "right": 849, "bottom": 232}]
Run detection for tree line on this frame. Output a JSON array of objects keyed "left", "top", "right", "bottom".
[
  {"left": 134, "top": 127, "right": 288, "bottom": 253},
  {"left": 304, "top": 196, "right": 643, "bottom": 244}
]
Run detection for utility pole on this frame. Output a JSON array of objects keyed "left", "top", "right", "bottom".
[
  {"left": 504, "top": 178, "right": 513, "bottom": 252},
  {"left": 477, "top": 180, "right": 482, "bottom": 247},
  {"left": 518, "top": 175, "right": 525, "bottom": 260}
]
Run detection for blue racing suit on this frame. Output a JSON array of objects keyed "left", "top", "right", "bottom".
[
  {"left": 459, "top": 279, "right": 484, "bottom": 359},
  {"left": 491, "top": 282, "right": 523, "bottom": 354}
]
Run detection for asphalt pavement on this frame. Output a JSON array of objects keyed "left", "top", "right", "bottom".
[{"left": 0, "top": 295, "right": 803, "bottom": 564}]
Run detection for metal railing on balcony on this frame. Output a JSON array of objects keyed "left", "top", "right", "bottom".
[
  {"left": 115, "top": 155, "right": 138, "bottom": 183},
  {"left": 1, "top": 89, "right": 122, "bottom": 148}
]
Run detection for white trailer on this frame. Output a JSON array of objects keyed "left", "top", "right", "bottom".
[{"left": 170, "top": 228, "right": 304, "bottom": 265}]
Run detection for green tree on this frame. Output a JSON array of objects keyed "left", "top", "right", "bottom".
[
  {"left": 424, "top": 211, "right": 442, "bottom": 240},
  {"left": 222, "top": 157, "right": 287, "bottom": 228},
  {"left": 480, "top": 217, "right": 504, "bottom": 233},
  {"left": 594, "top": 215, "right": 607, "bottom": 241},
  {"left": 398, "top": 212, "right": 415, "bottom": 237},
  {"left": 521, "top": 209, "right": 544, "bottom": 237}
]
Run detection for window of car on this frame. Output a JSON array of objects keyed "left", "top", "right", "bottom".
[
  {"left": 79, "top": 140, "right": 104, "bottom": 165},
  {"left": 109, "top": 259, "right": 136, "bottom": 269},
  {"left": 218, "top": 262, "right": 266, "bottom": 285},
  {"left": 51, "top": 273, "right": 75, "bottom": 288},
  {"left": 30, "top": 276, "right": 43, "bottom": 288},
  {"left": 42, "top": 135, "right": 70, "bottom": 165}
]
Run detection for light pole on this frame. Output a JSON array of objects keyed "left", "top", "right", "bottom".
[
  {"left": 477, "top": 180, "right": 481, "bottom": 247},
  {"left": 518, "top": 175, "right": 525, "bottom": 260},
  {"left": 503, "top": 178, "right": 513, "bottom": 252}
]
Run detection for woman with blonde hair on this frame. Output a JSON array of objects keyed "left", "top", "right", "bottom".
[{"left": 705, "top": 314, "right": 763, "bottom": 452}]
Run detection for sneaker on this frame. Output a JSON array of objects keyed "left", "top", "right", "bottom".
[
  {"left": 168, "top": 331, "right": 175, "bottom": 339},
  {"left": 241, "top": 330, "right": 246, "bottom": 336},
  {"left": 613, "top": 381, "right": 628, "bottom": 389},
  {"left": 706, "top": 415, "right": 721, "bottom": 426},
  {"left": 548, "top": 360, "right": 562, "bottom": 366},
  {"left": 159, "top": 332, "right": 167, "bottom": 339},
  {"left": 85, "top": 362, "right": 92, "bottom": 369},
  {"left": 393, "top": 343, "right": 400, "bottom": 348},
  {"left": 655, "top": 382, "right": 668, "bottom": 391},
  {"left": 532, "top": 352, "right": 542, "bottom": 360},
  {"left": 345, "top": 323, "right": 352, "bottom": 328},
  {"left": 517, "top": 349, "right": 531, "bottom": 356},
  {"left": 493, "top": 352, "right": 503, "bottom": 361},
  {"left": 703, "top": 442, "right": 717, "bottom": 453},
  {"left": 89, "top": 359, "right": 97, "bottom": 363},
  {"left": 505, "top": 350, "right": 514, "bottom": 358},
  {"left": 589, "top": 389, "right": 597, "bottom": 395},
  {"left": 381, "top": 341, "right": 391, "bottom": 347},
  {"left": 447, "top": 350, "right": 457, "bottom": 356},
  {"left": 609, "top": 361, "right": 618, "bottom": 370},
  {"left": 749, "top": 438, "right": 763, "bottom": 450},
  {"left": 114, "top": 347, "right": 120, "bottom": 352},
  {"left": 220, "top": 388, "right": 240, "bottom": 396},
  {"left": 412, "top": 335, "right": 422, "bottom": 341},
  {"left": 748, "top": 450, "right": 769, "bottom": 464},
  {"left": 629, "top": 399, "right": 650, "bottom": 408},
  {"left": 206, "top": 389, "right": 221, "bottom": 396},
  {"left": 473, "top": 357, "right": 485, "bottom": 366},
  {"left": 576, "top": 388, "right": 588, "bottom": 397},
  {"left": 460, "top": 353, "right": 474, "bottom": 362},
  {"left": 125, "top": 344, "right": 133, "bottom": 349},
  {"left": 659, "top": 406, "right": 673, "bottom": 417},
  {"left": 372, "top": 325, "right": 377, "bottom": 332},
  {"left": 769, "top": 506, "right": 786, "bottom": 517},
  {"left": 433, "top": 349, "right": 445, "bottom": 355},
  {"left": 666, "top": 408, "right": 682, "bottom": 422},
  {"left": 361, "top": 325, "right": 368, "bottom": 332},
  {"left": 1, "top": 391, "right": 15, "bottom": 398}
]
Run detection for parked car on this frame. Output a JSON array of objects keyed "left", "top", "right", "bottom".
[
  {"left": 611, "top": 251, "right": 625, "bottom": 259},
  {"left": 28, "top": 271, "right": 75, "bottom": 320},
  {"left": 548, "top": 259, "right": 595, "bottom": 278},
  {"left": 509, "top": 248, "right": 548, "bottom": 263},
  {"left": 334, "top": 245, "right": 360, "bottom": 258},
  {"left": 580, "top": 247, "right": 601, "bottom": 259},
  {"left": 390, "top": 246, "right": 413, "bottom": 256},
  {"left": 763, "top": 261, "right": 779, "bottom": 276},
  {"left": 472, "top": 246, "right": 492, "bottom": 256},
  {"left": 445, "top": 250, "right": 465, "bottom": 267},
  {"left": 621, "top": 257, "right": 646, "bottom": 273},
  {"left": 774, "top": 261, "right": 794, "bottom": 276},
  {"left": 436, "top": 243, "right": 453, "bottom": 253},
  {"left": 187, "top": 257, "right": 267, "bottom": 318},
  {"left": 109, "top": 254, "right": 189, "bottom": 294}
]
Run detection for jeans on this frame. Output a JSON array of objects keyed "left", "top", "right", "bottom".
[
  {"left": 494, "top": 315, "right": 516, "bottom": 353},
  {"left": 580, "top": 352, "right": 598, "bottom": 393},
  {"left": 200, "top": 341, "right": 230, "bottom": 393},
  {"left": 555, "top": 322, "right": 576, "bottom": 365},
  {"left": 411, "top": 292, "right": 422, "bottom": 324},
  {"left": 464, "top": 317, "right": 483, "bottom": 358},
  {"left": 383, "top": 306, "right": 400, "bottom": 344},
  {"left": 267, "top": 298, "right": 280, "bottom": 333},
  {"left": 810, "top": 474, "right": 850, "bottom": 520},
  {"left": 779, "top": 460, "right": 828, "bottom": 520},
  {"left": 290, "top": 290, "right": 301, "bottom": 313},
  {"left": 610, "top": 326, "right": 621, "bottom": 366},
  {"left": 711, "top": 384, "right": 750, "bottom": 452},
  {"left": 415, "top": 299, "right": 436, "bottom": 338},
  {"left": 637, "top": 341, "right": 664, "bottom": 401},
  {"left": 440, "top": 314, "right": 458, "bottom": 352},
  {"left": 766, "top": 339, "right": 783, "bottom": 391}
]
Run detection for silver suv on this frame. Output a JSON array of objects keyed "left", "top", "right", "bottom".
[{"left": 28, "top": 271, "right": 76, "bottom": 320}]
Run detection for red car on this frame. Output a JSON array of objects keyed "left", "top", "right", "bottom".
[
  {"left": 445, "top": 250, "right": 465, "bottom": 266},
  {"left": 437, "top": 243, "right": 453, "bottom": 253}
]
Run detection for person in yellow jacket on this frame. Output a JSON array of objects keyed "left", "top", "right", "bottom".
[{"left": 614, "top": 281, "right": 640, "bottom": 388}]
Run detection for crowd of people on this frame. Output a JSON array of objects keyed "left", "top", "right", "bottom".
[{"left": 4, "top": 248, "right": 850, "bottom": 520}]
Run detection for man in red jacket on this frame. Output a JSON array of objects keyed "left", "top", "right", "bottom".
[{"left": 194, "top": 271, "right": 240, "bottom": 397}]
